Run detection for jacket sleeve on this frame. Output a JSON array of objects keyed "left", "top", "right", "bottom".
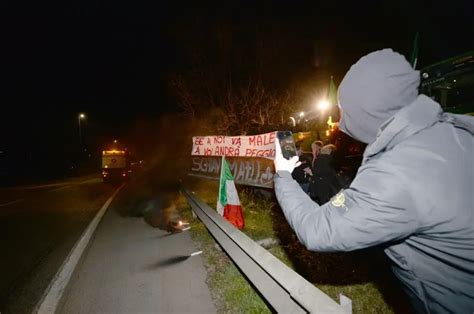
[{"left": 274, "top": 159, "right": 420, "bottom": 252}]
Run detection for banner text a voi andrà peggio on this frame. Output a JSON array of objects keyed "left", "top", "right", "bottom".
[{"left": 191, "top": 132, "right": 276, "bottom": 158}]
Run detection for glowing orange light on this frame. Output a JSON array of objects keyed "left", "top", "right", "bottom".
[{"left": 103, "top": 150, "right": 126, "bottom": 155}]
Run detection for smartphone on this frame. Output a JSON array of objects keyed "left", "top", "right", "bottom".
[{"left": 276, "top": 131, "right": 297, "bottom": 160}]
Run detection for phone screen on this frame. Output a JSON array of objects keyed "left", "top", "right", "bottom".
[{"left": 276, "top": 131, "right": 297, "bottom": 160}]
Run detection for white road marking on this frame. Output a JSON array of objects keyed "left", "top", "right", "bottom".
[
  {"left": 34, "top": 183, "right": 126, "bottom": 314},
  {"left": 1, "top": 177, "right": 101, "bottom": 191},
  {"left": 0, "top": 199, "right": 24, "bottom": 207},
  {"left": 21, "top": 182, "right": 72, "bottom": 190},
  {"left": 78, "top": 178, "right": 102, "bottom": 184},
  {"left": 50, "top": 178, "right": 101, "bottom": 192},
  {"left": 51, "top": 185, "right": 73, "bottom": 192}
]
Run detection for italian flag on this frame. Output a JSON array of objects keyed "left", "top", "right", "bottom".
[{"left": 217, "top": 156, "right": 245, "bottom": 230}]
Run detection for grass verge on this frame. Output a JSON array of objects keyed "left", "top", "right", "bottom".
[{"left": 177, "top": 179, "right": 412, "bottom": 313}]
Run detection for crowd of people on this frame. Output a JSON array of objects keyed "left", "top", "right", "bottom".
[
  {"left": 292, "top": 139, "right": 345, "bottom": 205},
  {"left": 275, "top": 49, "right": 473, "bottom": 313}
]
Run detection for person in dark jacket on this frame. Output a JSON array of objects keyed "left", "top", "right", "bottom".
[
  {"left": 309, "top": 144, "right": 341, "bottom": 204},
  {"left": 291, "top": 144, "right": 312, "bottom": 194},
  {"left": 273, "top": 49, "right": 474, "bottom": 313},
  {"left": 310, "top": 140, "right": 323, "bottom": 168}
]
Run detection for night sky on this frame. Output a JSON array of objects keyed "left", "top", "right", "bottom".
[{"left": 1, "top": 0, "right": 473, "bottom": 175}]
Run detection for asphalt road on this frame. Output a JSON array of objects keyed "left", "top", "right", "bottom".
[
  {"left": 0, "top": 175, "right": 116, "bottom": 313},
  {"left": 0, "top": 173, "right": 215, "bottom": 313},
  {"left": 58, "top": 179, "right": 215, "bottom": 313}
]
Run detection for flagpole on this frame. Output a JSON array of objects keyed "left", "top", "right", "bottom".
[{"left": 410, "top": 32, "right": 419, "bottom": 69}]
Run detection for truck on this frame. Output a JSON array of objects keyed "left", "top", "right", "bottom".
[
  {"left": 101, "top": 149, "right": 130, "bottom": 182},
  {"left": 420, "top": 50, "right": 474, "bottom": 115}
]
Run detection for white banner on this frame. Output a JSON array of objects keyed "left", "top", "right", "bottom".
[
  {"left": 191, "top": 132, "right": 276, "bottom": 158},
  {"left": 189, "top": 156, "right": 275, "bottom": 188}
]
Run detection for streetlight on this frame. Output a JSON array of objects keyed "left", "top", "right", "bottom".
[
  {"left": 299, "top": 111, "right": 305, "bottom": 118},
  {"left": 78, "top": 113, "right": 86, "bottom": 146},
  {"left": 317, "top": 99, "right": 330, "bottom": 112}
]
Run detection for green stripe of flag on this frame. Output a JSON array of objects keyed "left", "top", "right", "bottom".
[
  {"left": 218, "top": 156, "right": 234, "bottom": 206},
  {"left": 410, "top": 32, "right": 419, "bottom": 69}
]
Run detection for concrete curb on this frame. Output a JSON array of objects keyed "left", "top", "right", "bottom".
[{"left": 34, "top": 183, "right": 125, "bottom": 314}]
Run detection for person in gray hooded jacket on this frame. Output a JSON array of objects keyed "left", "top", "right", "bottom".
[{"left": 274, "top": 49, "right": 474, "bottom": 313}]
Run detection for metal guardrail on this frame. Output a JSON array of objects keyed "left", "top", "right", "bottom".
[{"left": 181, "top": 188, "right": 352, "bottom": 313}]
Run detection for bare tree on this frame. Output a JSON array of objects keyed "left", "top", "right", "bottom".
[
  {"left": 168, "top": 10, "right": 297, "bottom": 136},
  {"left": 214, "top": 80, "right": 294, "bottom": 135}
]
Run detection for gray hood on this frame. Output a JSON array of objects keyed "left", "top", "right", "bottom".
[{"left": 338, "top": 49, "right": 420, "bottom": 144}]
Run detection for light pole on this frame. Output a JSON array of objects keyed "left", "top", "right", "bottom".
[
  {"left": 289, "top": 116, "right": 296, "bottom": 127},
  {"left": 78, "top": 113, "right": 86, "bottom": 147}
]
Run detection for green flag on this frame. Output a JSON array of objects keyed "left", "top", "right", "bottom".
[
  {"left": 410, "top": 32, "right": 419, "bottom": 69},
  {"left": 328, "top": 76, "right": 337, "bottom": 107}
]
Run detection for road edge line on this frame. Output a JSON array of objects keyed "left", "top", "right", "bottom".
[
  {"left": 0, "top": 199, "right": 24, "bottom": 207},
  {"left": 34, "top": 183, "right": 126, "bottom": 314}
]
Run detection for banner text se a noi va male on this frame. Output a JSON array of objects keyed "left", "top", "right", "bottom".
[{"left": 192, "top": 132, "right": 276, "bottom": 159}]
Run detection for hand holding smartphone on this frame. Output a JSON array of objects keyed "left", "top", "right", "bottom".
[
  {"left": 274, "top": 131, "right": 301, "bottom": 173},
  {"left": 276, "top": 131, "right": 297, "bottom": 160}
]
